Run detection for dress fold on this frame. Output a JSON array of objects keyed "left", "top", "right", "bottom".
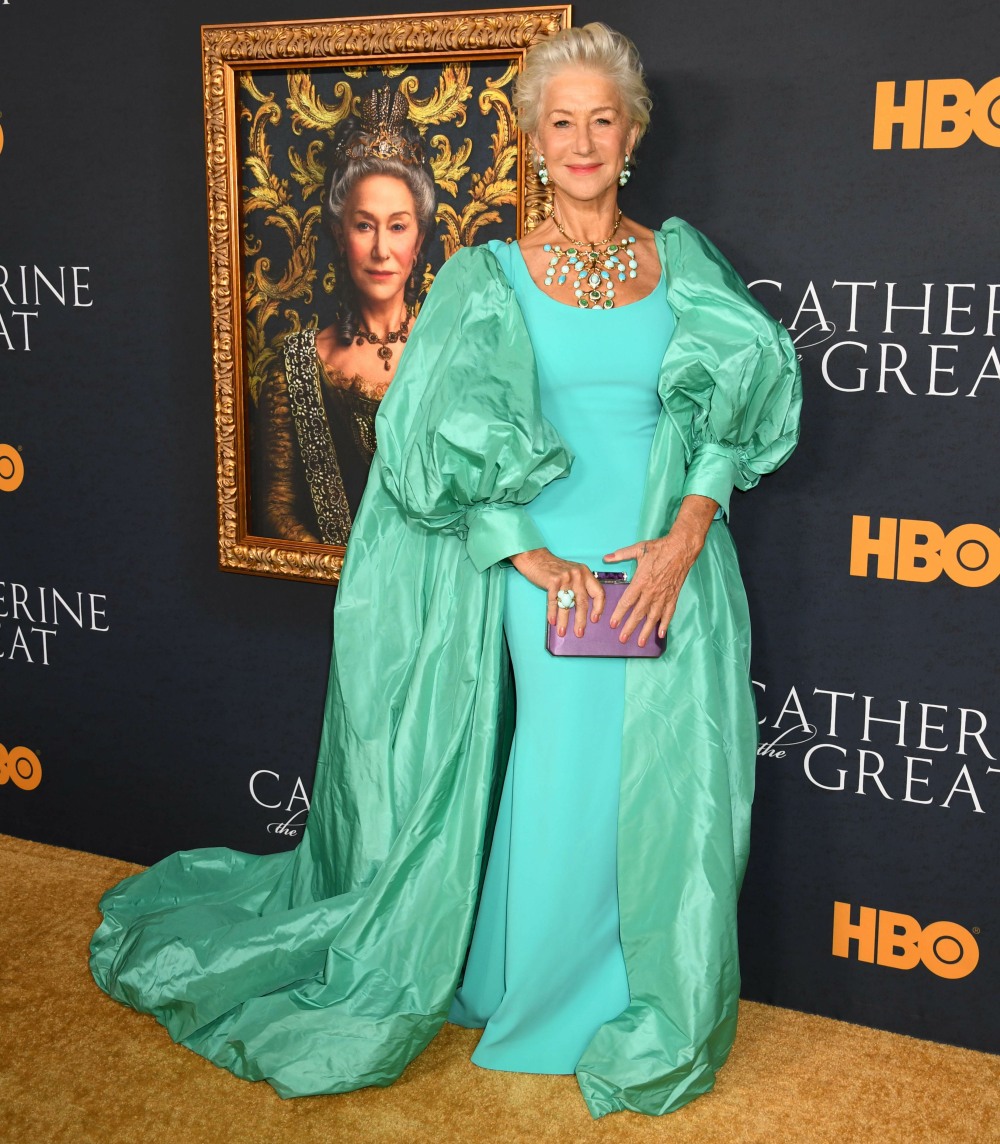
[{"left": 90, "top": 218, "right": 801, "bottom": 1115}]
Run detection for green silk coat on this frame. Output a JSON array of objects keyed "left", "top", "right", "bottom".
[{"left": 90, "top": 218, "right": 801, "bottom": 1117}]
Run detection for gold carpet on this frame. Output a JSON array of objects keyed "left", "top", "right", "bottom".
[{"left": 0, "top": 833, "right": 996, "bottom": 1144}]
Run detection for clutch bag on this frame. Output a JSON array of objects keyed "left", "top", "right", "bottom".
[{"left": 545, "top": 572, "right": 666, "bottom": 658}]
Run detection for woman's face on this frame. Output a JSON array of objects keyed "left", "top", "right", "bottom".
[
  {"left": 532, "top": 68, "right": 638, "bottom": 205},
  {"left": 339, "top": 174, "right": 422, "bottom": 304}
]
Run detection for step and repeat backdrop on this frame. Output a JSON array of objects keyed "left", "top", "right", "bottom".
[{"left": 1, "top": 1, "right": 995, "bottom": 1055}]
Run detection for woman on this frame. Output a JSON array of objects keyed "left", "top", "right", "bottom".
[
  {"left": 91, "top": 26, "right": 801, "bottom": 1118},
  {"left": 258, "top": 86, "right": 436, "bottom": 544}
]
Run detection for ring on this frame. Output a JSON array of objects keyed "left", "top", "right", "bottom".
[{"left": 556, "top": 588, "right": 576, "bottom": 610}]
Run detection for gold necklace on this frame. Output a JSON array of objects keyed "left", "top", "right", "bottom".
[
  {"left": 354, "top": 311, "right": 411, "bottom": 370},
  {"left": 552, "top": 208, "right": 622, "bottom": 247},
  {"left": 543, "top": 210, "right": 639, "bottom": 309}
]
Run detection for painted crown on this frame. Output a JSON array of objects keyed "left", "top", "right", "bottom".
[{"left": 333, "top": 87, "right": 424, "bottom": 166}]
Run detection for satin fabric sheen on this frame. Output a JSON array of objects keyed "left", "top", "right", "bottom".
[
  {"left": 90, "top": 218, "right": 802, "bottom": 1117},
  {"left": 448, "top": 241, "right": 672, "bottom": 1069}
]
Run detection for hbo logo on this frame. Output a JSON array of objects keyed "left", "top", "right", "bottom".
[
  {"left": 0, "top": 444, "right": 24, "bottom": 492},
  {"left": 833, "top": 902, "right": 979, "bottom": 979},
  {"left": 874, "top": 77, "right": 1000, "bottom": 149},
  {"left": 0, "top": 744, "right": 42, "bottom": 790},
  {"left": 850, "top": 516, "right": 1000, "bottom": 587}
]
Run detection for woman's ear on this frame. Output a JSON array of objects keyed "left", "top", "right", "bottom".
[{"left": 626, "top": 123, "right": 640, "bottom": 157}]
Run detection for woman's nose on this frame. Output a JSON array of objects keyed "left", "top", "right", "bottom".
[
  {"left": 371, "top": 228, "right": 390, "bottom": 260},
  {"left": 573, "top": 126, "right": 594, "bottom": 154}
]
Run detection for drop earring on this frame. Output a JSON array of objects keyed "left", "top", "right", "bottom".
[
  {"left": 618, "top": 153, "right": 632, "bottom": 187},
  {"left": 536, "top": 153, "right": 549, "bottom": 186}
]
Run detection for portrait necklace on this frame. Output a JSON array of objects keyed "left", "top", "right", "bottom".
[
  {"left": 355, "top": 311, "right": 411, "bottom": 370},
  {"left": 543, "top": 209, "right": 639, "bottom": 310}
]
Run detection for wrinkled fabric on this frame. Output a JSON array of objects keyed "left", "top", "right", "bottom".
[
  {"left": 90, "top": 217, "right": 801, "bottom": 1115},
  {"left": 447, "top": 239, "right": 670, "bottom": 1071}
]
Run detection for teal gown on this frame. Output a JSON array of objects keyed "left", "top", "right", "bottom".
[
  {"left": 449, "top": 241, "right": 674, "bottom": 1071},
  {"left": 89, "top": 219, "right": 802, "bottom": 1118}
]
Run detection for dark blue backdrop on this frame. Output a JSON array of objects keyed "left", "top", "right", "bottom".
[{"left": 1, "top": 0, "right": 996, "bottom": 1054}]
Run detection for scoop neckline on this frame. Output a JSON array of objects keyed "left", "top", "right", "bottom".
[{"left": 508, "top": 240, "right": 665, "bottom": 312}]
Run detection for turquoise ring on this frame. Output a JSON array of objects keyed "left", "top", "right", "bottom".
[{"left": 556, "top": 588, "right": 576, "bottom": 610}]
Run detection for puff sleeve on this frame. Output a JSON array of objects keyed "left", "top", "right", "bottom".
[
  {"left": 374, "top": 245, "right": 571, "bottom": 572},
  {"left": 658, "top": 219, "right": 802, "bottom": 518}
]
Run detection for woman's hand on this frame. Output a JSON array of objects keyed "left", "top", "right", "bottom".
[
  {"left": 603, "top": 495, "right": 719, "bottom": 647},
  {"left": 510, "top": 548, "right": 605, "bottom": 638}
]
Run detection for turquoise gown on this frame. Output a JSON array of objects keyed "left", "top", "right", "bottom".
[
  {"left": 449, "top": 242, "right": 675, "bottom": 1071},
  {"left": 89, "top": 220, "right": 802, "bottom": 1117}
]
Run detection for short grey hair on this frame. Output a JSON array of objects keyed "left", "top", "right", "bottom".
[{"left": 514, "top": 23, "right": 652, "bottom": 148}]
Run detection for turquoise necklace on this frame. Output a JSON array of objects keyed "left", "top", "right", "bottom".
[{"left": 542, "top": 209, "right": 638, "bottom": 310}]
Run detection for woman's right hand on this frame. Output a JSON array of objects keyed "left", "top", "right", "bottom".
[{"left": 509, "top": 548, "right": 605, "bottom": 638}]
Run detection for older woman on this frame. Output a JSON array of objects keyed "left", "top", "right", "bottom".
[
  {"left": 91, "top": 25, "right": 800, "bottom": 1119},
  {"left": 259, "top": 87, "right": 436, "bottom": 544}
]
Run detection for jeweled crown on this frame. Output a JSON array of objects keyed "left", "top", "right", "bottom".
[{"left": 332, "top": 87, "right": 425, "bottom": 167}]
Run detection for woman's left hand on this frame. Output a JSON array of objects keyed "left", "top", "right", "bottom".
[{"left": 603, "top": 495, "right": 719, "bottom": 647}]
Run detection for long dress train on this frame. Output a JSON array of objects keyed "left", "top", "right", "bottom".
[{"left": 90, "top": 220, "right": 801, "bottom": 1116}]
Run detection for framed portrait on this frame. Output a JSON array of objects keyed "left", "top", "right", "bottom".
[{"left": 202, "top": 6, "right": 571, "bottom": 584}]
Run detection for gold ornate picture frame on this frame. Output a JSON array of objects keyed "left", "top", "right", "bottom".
[{"left": 202, "top": 7, "right": 570, "bottom": 584}]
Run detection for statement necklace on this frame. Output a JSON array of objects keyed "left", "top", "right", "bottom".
[
  {"left": 355, "top": 311, "right": 411, "bottom": 370},
  {"left": 542, "top": 210, "right": 639, "bottom": 310}
]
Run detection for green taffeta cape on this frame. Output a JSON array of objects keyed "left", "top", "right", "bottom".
[{"left": 90, "top": 218, "right": 801, "bottom": 1117}]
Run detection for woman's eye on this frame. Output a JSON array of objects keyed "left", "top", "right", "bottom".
[{"left": 552, "top": 119, "right": 571, "bottom": 128}]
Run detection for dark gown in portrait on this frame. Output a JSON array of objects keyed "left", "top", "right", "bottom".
[{"left": 255, "top": 329, "right": 384, "bottom": 545}]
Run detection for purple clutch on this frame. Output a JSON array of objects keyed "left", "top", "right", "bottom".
[{"left": 545, "top": 572, "right": 666, "bottom": 658}]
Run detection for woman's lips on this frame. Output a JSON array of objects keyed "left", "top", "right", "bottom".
[{"left": 566, "top": 164, "right": 602, "bottom": 174}]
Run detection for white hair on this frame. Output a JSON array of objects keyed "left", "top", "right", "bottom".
[{"left": 514, "top": 23, "right": 652, "bottom": 148}]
